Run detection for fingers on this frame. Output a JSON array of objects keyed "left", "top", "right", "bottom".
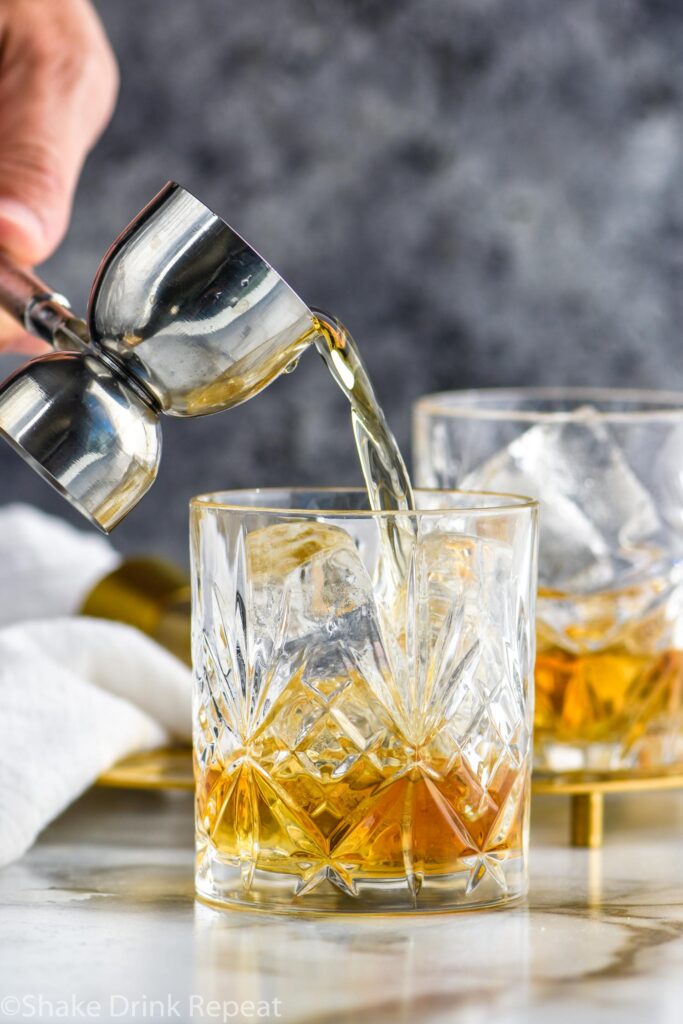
[{"left": 0, "top": 0, "right": 119, "bottom": 266}]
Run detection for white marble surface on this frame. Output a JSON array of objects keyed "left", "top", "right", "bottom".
[{"left": 1, "top": 788, "right": 683, "bottom": 1023}]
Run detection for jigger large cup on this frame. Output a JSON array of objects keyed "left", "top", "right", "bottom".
[{"left": 0, "top": 182, "right": 316, "bottom": 531}]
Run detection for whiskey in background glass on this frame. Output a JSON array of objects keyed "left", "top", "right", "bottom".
[{"left": 413, "top": 388, "right": 683, "bottom": 772}]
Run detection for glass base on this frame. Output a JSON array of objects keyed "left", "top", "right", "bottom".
[{"left": 195, "top": 847, "right": 527, "bottom": 915}]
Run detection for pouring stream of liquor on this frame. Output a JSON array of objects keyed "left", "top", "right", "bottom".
[{"left": 311, "top": 309, "right": 416, "bottom": 587}]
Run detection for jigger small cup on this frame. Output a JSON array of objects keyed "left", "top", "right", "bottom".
[{"left": 0, "top": 183, "right": 316, "bottom": 531}]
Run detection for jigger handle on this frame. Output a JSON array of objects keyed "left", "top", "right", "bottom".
[{"left": 0, "top": 251, "right": 87, "bottom": 349}]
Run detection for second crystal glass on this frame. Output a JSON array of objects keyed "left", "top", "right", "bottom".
[
  {"left": 191, "top": 488, "right": 538, "bottom": 913},
  {"left": 414, "top": 388, "right": 683, "bottom": 774}
]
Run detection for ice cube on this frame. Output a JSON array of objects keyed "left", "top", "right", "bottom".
[
  {"left": 246, "top": 521, "right": 357, "bottom": 579},
  {"left": 462, "top": 409, "right": 662, "bottom": 591},
  {"left": 247, "top": 522, "right": 373, "bottom": 639},
  {"left": 245, "top": 521, "right": 399, "bottom": 720}
]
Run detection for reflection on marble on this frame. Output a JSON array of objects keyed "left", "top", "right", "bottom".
[{"left": 1, "top": 789, "right": 683, "bottom": 1022}]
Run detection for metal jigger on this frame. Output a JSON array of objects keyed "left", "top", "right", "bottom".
[{"left": 0, "top": 182, "right": 315, "bottom": 531}]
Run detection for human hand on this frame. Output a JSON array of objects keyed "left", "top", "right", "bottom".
[{"left": 0, "top": 0, "right": 118, "bottom": 352}]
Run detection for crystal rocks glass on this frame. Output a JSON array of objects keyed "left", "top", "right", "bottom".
[
  {"left": 414, "top": 387, "right": 683, "bottom": 774},
  {"left": 191, "top": 488, "right": 538, "bottom": 914}
]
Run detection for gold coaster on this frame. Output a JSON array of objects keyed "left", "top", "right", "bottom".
[{"left": 97, "top": 746, "right": 194, "bottom": 791}]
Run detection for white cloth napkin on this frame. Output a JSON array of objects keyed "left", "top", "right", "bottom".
[{"left": 0, "top": 505, "right": 192, "bottom": 867}]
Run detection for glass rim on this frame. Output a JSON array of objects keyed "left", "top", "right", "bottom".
[
  {"left": 189, "top": 486, "right": 538, "bottom": 517},
  {"left": 413, "top": 386, "right": 683, "bottom": 423}
]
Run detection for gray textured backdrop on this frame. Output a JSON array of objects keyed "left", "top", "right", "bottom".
[{"left": 1, "top": 0, "right": 682, "bottom": 562}]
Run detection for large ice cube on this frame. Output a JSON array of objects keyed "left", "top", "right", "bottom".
[
  {"left": 247, "top": 522, "right": 375, "bottom": 640},
  {"left": 245, "top": 521, "right": 399, "bottom": 717},
  {"left": 462, "top": 409, "right": 662, "bottom": 591}
]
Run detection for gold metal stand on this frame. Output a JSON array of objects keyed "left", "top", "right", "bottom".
[
  {"left": 81, "top": 557, "right": 191, "bottom": 665},
  {"left": 532, "top": 765, "right": 683, "bottom": 847},
  {"left": 97, "top": 747, "right": 194, "bottom": 792},
  {"left": 97, "top": 749, "right": 683, "bottom": 849},
  {"left": 569, "top": 793, "right": 604, "bottom": 848}
]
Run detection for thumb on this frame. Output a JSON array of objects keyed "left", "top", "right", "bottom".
[{"left": 0, "top": 0, "right": 118, "bottom": 265}]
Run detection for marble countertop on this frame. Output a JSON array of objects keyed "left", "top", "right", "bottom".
[{"left": 1, "top": 788, "right": 683, "bottom": 1023}]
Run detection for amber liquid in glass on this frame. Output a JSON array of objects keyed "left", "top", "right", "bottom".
[
  {"left": 535, "top": 585, "right": 683, "bottom": 764},
  {"left": 196, "top": 670, "right": 524, "bottom": 892}
]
